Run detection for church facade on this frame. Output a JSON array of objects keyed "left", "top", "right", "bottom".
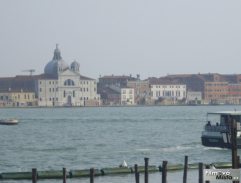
[{"left": 37, "top": 45, "right": 100, "bottom": 107}]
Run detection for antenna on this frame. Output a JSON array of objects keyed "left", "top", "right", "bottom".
[{"left": 22, "top": 69, "right": 35, "bottom": 76}]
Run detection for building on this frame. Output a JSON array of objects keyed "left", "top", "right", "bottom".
[
  {"left": 150, "top": 84, "right": 186, "bottom": 101},
  {"left": 0, "top": 90, "right": 37, "bottom": 107},
  {"left": 204, "top": 82, "right": 228, "bottom": 104},
  {"left": 121, "top": 88, "right": 135, "bottom": 105},
  {"left": 37, "top": 45, "right": 100, "bottom": 107},
  {"left": 186, "top": 91, "right": 202, "bottom": 104},
  {"left": 98, "top": 75, "right": 137, "bottom": 105},
  {"left": 227, "top": 84, "right": 241, "bottom": 104},
  {"left": 127, "top": 78, "right": 150, "bottom": 105},
  {"left": 0, "top": 45, "right": 100, "bottom": 107}
]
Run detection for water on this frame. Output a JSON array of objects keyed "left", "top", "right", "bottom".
[{"left": 0, "top": 105, "right": 240, "bottom": 182}]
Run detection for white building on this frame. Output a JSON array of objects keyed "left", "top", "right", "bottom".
[
  {"left": 186, "top": 91, "right": 202, "bottom": 104},
  {"left": 150, "top": 84, "right": 186, "bottom": 100},
  {"left": 37, "top": 45, "right": 100, "bottom": 107},
  {"left": 121, "top": 88, "right": 135, "bottom": 105}
]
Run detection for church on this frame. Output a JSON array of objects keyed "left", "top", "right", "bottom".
[
  {"left": 0, "top": 45, "right": 100, "bottom": 107},
  {"left": 37, "top": 45, "right": 100, "bottom": 106}
]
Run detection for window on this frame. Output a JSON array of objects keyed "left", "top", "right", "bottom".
[
  {"left": 73, "top": 91, "right": 75, "bottom": 97},
  {"left": 49, "top": 88, "right": 51, "bottom": 92},
  {"left": 64, "top": 91, "right": 66, "bottom": 97},
  {"left": 39, "top": 88, "right": 42, "bottom": 92},
  {"left": 49, "top": 81, "right": 51, "bottom": 85},
  {"left": 64, "top": 79, "right": 75, "bottom": 86},
  {"left": 86, "top": 88, "right": 88, "bottom": 92}
]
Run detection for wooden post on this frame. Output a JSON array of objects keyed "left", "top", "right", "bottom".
[
  {"left": 205, "top": 165, "right": 210, "bottom": 183},
  {"left": 90, "top": 168, "right": 94, "bottom": 183},
  {"left": 237, "top": 156, "right": 240, "bottom": 168},
  {"left": 231, "top": 118, "right": 238, "bottom": 169},
  {"left": 144, "top": 157, "right": 149, "bottom": 183},
  {"left": 63, "top": 167, "right": 67, "bottom": 183},
  {"left": 32, "top": 168, "right": 37, "bottom": 183},
  {"left": 183, "top": 156, "right": 188, "bottom": 183},
  {"left": 162, "top": 161, "right": 168, "bottom": 183},
  {"left": 134, "top": 164, "right": 139, "bottom": 183},
  {"left": 198, "top": 163, "right": 203, "bottom": 183}
]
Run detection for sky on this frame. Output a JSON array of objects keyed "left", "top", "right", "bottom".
[{"left": 0, "top": 0, "right": 240, "bottom": 80}]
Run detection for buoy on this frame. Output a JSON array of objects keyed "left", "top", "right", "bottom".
[
  {"left": 70, "top": 169, "right": 101, "bottom": 178},
  {"left": 135, "top": 166, "right": 159, "bottom": 173},
  {"left": 0, "top": 172, "right": 32, "bottom": 180},
  {"left": 101, "top": 167, "right": 131, "bottom": 175},
  {"left": 38, "top": 170, "right": 67, "bottom": 179}
]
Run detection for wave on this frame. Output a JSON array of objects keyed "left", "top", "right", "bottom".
[{"left": 203, "top": 147, "right": 228, "bottom": 151}]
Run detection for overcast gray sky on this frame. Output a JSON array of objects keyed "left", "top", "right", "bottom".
[{"left": 0, "top": 0, "right": 240, "bottom": 79}]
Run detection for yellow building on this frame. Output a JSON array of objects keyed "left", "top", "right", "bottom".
[{"left": 0, "top": 91, "right": 37, "bottom": 107}]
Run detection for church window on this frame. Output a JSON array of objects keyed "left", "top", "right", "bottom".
[{"left": 64, "top": 79, "right": 75, "bottom": 86}]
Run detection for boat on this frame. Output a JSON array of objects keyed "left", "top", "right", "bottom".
[
  {"left": 0, "top": 119, "right": 18, "bottom": 125},
  {"left": 201, "top": 111, "right": 241, "bottom": 148}
]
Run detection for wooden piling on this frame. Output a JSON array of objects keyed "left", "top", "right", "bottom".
[
  {"left": 198, "top": 163, "right": 203, "bottom": 183},
  {"left": 231, "top": 118, "right": 238, "bottom": 169},
  {"left": 183, "top": 156, "right": 188, "bottom": 183},
  {"left": 238, "top": 156, "right": 240, "bottom": 168},
  {"left": 134, "top": 164, "right": 139, "bottom": 183},
  {"left": 162, "top": 161, "right": 167, "bottom": 183},
  {"left": 205, "top": 165, "right": 210, "bottom": 183},
  {"left": 63, "top": 168, "right": 66, "bottom": 183},
  {"left": 144, "top": 157, "right": 149, "bottom": 183},
  {"left": 32, "top": 168, "right": 37, "bottom": 183},
  {"left": 90, "top": 168, "right": 94, "bottom": 183}
]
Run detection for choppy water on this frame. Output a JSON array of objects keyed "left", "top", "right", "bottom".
[{"left": 0, "top": 105, "right": 240, "bottom": 182}]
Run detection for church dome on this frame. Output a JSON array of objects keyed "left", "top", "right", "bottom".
[
  {"left": 44, "top": 44, "right": 69, "bottom": 75},
  {"left": 70, "top": 60, "right": 80, "bottom": 72}
]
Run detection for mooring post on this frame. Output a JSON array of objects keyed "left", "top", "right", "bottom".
[
  {"left": 183, "top": 156, "right": 188, "bottom": 183},
  {"left": 237, "top": 156, "right": 240, "bottom": 168},
  {"left": 162, "top": 161, "right": 167, "bottom": 183},
  {"left": 205, "top": 165, "right": 210, "bottom": 183},
  {"left": 134, "top": 164, "right": 140, "bottom": 183},
  {"left": 32, "top": 168, "right": 37, "bottom": 183},
  {"left": 144, "top": 157, "right": 149, "bottom": 183},
  {"left": 90, "top": 168, "right": 94, "bottom": 183},
  {"left": 198, "top": 163, "right": 203, "bottom": 183},
  {"left": 63, "top": 167, "right": 67, "bottom": 183},
  {"left": 231, "top": 118, "right": 238, "bottom": 169}
]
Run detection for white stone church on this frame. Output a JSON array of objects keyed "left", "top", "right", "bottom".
[{"left": 37, "top": 45, "right": 100, "bottom": 107}]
